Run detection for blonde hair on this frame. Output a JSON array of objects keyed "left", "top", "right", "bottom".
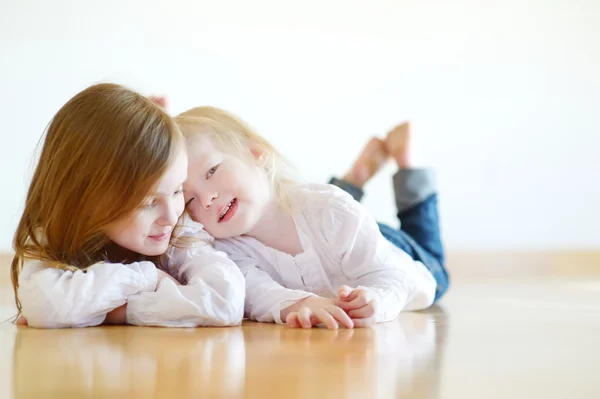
[
  {"left": 11, "top": 83, "right": 185, "bottom": 312},
  {"left": 174, "top": 106, "right": 300, "bottom": 210}
]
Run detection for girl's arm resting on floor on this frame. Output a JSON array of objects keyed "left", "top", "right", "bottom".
[
  {"left": 18, "top": 261, "right": 158, "bottom": 329},
  {"left": 324, "top": 190, "right": 437, "bottom": 322},
  {"left": 125, "top": 243, "right": 246, "bottom": 327},
  {"left": 219, "top": 249, "right": 316, "bottom": 324}
]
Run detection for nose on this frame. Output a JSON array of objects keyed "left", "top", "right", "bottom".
[
  {"left": 200, "top": 191, "right": 219, "bottom": 210},
  {"left": 158, "top": 198, "right": 181, "bottom": 226}
]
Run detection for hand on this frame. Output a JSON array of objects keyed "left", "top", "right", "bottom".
[
  {"left": 157, "top": 269, "right": 181, "bottom": 286},
  {"left": 103, "top": 304, "right": 127, "bottom": 325},
  {"left": 335, "top": 286, "right": 378, "bottom": 328},
  {"left": 16, "top": 315, "right": 28, "bottom": 326},
  {"left": 283, "top": 296, "right": 354, "bottom": 330}
]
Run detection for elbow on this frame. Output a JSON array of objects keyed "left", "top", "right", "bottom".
[
  {"left": 197, "top": 299, "right": 243, "bottom": 328},
  {"left": 20, "top": 302, "right": 71, "bottom": 329},
  {"left": 225, "top": 272, "right": 246, "bottom": 326},
  {"left": 21, "top": 313, "right": 61, "bottom": 329},
  {"left": 218, "top": 284, "right": 245, "bottom": 327},
  {"left": 195, "top": 277, "right": 245, "bottom": 327},
  {"left": 223, "top": 303, "right": 245, "bottom": 326},
  {"left": 19, "top": 290, "right": 100, "bottom": 329},
  {"left": 18, "top": 289, "right": 64, "bottom": 328}
]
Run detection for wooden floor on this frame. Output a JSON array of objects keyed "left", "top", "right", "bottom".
[{"left": 1, "top": 254, "right": 599, "bottom": 399}]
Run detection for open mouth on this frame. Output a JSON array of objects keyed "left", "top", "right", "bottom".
[{"left": 218, "top": 198, "right": 238, "bottom": 223}]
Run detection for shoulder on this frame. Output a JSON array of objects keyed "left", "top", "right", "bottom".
[
  {"left": 164, "top": 216, "right": 221, "bottom": 268},
  {"left": 174, "top": 215, "right": 214, "bottom": 243},
  {"left": 296, "top": 183, "right": 364, "bottom": 225},
  {"left": 213, "top": 235, "right": 266, "bottom": 259},
  {"left": 295, "top": 183, "right": 357, "bottom": 213}
]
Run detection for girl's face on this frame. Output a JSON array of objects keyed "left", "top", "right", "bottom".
[
  {"left": 104, "top": 145, "right": 188, "bottom": 256},
  {"left": 183, "top": 135, "right": 272, "bottom": 239}
]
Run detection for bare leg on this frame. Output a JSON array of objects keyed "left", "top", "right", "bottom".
[
  {"left": 385, "top": 121, "right": 411, "bottom": 169},
  {"left": 341, "top": 137, "right": 389, "bottom": 189},
  {"left": 330, "top": 121, "right": 449, "bottom": 301}
]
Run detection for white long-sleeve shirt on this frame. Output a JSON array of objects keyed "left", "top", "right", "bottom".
[
  {"left": 214, "top": 183, "right": 437, "bottom": 324},
  {"left": 18, "top": 219, "right": 245, "bottom": 329}
]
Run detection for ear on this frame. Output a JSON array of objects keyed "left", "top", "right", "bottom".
[{"left": 247, "top": 141, "right": 268, "bottom": 167}]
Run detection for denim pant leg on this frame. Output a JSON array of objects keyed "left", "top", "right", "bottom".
[
  {"left": 329, "top": 171, "right": 450, "bottom": 301},
  {"left": 377, "top": 196, "right": 449, "bottom": 301}
]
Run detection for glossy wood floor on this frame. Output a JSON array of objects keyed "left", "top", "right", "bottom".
[{"left": 1, "top": 255, "right": 599, "bottom": 399}]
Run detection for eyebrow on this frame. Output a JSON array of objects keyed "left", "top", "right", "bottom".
[
  {"left": 151, "top": 180, "right": 186, "bottom": 197},
  {"left": 194, "top": 157, "right": 215, "bottom": 171}
]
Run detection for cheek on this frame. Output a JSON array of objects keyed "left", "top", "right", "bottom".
[
  {"left": 174, "top": 197, "right": 185, "bottom": 218},
  {"left": 247, "top": 169, "right": 270, "bottom": 196},
  {"left": 187, "top": 202, "right": 207, "bottom": 224},
  {"left": 130, "top": 212, "right": 155, "bottom": 235},
  {"left": 106, "top": 215, "right": 145, "bottom": 245}
]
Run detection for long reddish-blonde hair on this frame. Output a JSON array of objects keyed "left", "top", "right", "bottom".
[{"left": 11, "top": 83, "right": 185, "bottom": 312}]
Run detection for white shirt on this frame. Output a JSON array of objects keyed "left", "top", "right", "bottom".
[
  {"left": 214, "top": 183, "right": 437, "bottom": 324},
  {"left": 18, "top": 219, "right": 245, "bottom": 329}
]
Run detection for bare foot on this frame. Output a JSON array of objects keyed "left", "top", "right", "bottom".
[
  {"left": 385, "top": 121, "right": 411, "bottom": 169},
  {"left": 342, "top": 138, "right": 389, "bottom": 188}
]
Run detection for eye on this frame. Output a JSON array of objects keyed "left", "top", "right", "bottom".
[
  {"left": 206, "top": 165, "right": 219, "bottom": 179},
  {"left": 185, "top": 197, "right": 195, "bottom": 207},
  {"left": 174, "top": 186, "right": 184, "bottom": 196},
  {"left": 143, "top": 200, "right": 157, "bottom": 210}
]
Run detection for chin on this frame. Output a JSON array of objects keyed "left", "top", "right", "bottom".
[
  {"left": 208, "top": 227, "right": 243, "bottom": 240},
  {"left": 209, "top": 231, "right": 232, "bottom": 240},
  {"left": 143, "top": 244, "right": 170, "bottom": 257}
]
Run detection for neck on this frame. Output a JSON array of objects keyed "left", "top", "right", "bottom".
[
  {"left": 247, "top": 200, "right": 297, "bottom": 249},
  {"left": 244, "top": 186, "right": 303, "bottom": 256},
  {"left": 102, "top": 242, "right": 145, "bottom": 264}
]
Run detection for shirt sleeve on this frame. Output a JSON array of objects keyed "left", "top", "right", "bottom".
[
  {"left": 214, "top": 239, "right": 316, "bottom": 324},
  {"left": 125, "top": 224, "right": 246, "bottom": 327},
  {"left": 321, "top": 187, "right": 437, "bottom": 322},
  {"left": 18, "top": 260, "right": 158, "bottom": 329}
]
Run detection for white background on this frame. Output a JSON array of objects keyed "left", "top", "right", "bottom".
[{"left": 1, "top": 0, "right": 598, "bottom": 251}]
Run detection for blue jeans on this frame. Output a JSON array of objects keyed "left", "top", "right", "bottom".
[{"left": 329, "top": 170, "right": 449, "bottom": 302}]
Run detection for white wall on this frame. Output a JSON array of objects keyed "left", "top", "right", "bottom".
[{"left": 1, "top": 0, "right": 598, "bottom": 251}]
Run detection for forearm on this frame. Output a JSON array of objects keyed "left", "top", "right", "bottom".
[{"left": 19, "top": 261, "right": 158, "bottom": 328}]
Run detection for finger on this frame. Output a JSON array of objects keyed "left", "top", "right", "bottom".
[
  {"left": 336, "top": 294, "right": 368, "bottom": 311},
  {"left": 16, "top": 316, "right": 28, "bottom": 326},
  {"left": 298, "top": 307, "right": 314, "bottom": 329},
  {"left": 285, "top": 312, "right": 302, "bottom": 328},
  {"left": 348, "top": 303, "right": 376, "bottom": 319},
  {"left": 337, "top": 285, "right": 353, "bottom": 300},
  {"left": 334, "top": 299, "right": 349, "bottom": 309},
  {"left": 334, "top": 299, "right": 355, "bottom": 311},
  {"left": 315, "top": 308, "right": 338, "bottom": 330},
  {"left": 344, "top": 289, "right": 360, "bottom": 302},
  {"left": 325, "top": 306, "right": 354, "bottom": 329},
  {"left": 352, "top": 317, "right": 376, "bottom": 328}
]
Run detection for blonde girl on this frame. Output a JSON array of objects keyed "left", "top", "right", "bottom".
[{"left": 174, "top": 107, "right": 449, "bottom": 330}]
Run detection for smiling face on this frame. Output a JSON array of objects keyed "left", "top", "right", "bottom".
[
  {"left": 183, "top": 135, "right": 272, "bottom": 239},
  {"left": 104, "top": 144, "right": 188, "bottom": 256}
]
